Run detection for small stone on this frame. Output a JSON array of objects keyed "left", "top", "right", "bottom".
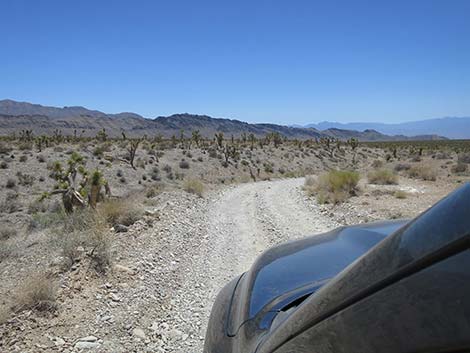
[
  {"left": 113, "top": 264, "right": 135, "bottom": 274},
  {"left": 74, "top": 341, "right": 100, "bottom": 350},
  {"left": 53, "top": 337, "right": 65, "bottom": 346},
  {"left": 78, "top": 336, "right": 98, "bottom": 342},
  {"left": 132, "top": 328, "right": 146, "bottom": 340},
  {"left": 110, "top": 293, "right": 121, "bottom": 302},
  {"left": 114, "top": 224, "right": 129, "bottom": 233}
]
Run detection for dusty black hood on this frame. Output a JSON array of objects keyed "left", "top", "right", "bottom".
[{"left": 227, "top": 219, "right": 407, "bottom": 342}]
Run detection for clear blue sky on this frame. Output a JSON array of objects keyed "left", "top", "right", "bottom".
[{"left": 1, "top": 0, "right": 469, "bottom": 124}]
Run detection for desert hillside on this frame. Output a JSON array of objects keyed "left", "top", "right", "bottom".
[
  {"left": 0, "top": 132, "right": 469, "bottom": 351},
  {"left": 0, "top": 99, "right": 446, "bottom": 141}
]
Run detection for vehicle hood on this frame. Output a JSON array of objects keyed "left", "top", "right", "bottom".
[{"left": 227, "top": 219, "right": 407, "bottom": 336}]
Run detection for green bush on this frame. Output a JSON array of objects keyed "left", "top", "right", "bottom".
[
  {"left": 367, "top": 169, "right": 398, "bottom": 185},
  {"left": 314, "top": 170, "right": 360, "bottom": 204},
  {"left": 183, "top": 178, "right": 204, "bottom": 197}
]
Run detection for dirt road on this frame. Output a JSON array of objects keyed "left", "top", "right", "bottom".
[{"left": 163, "top": 178, "right": 340, "bottom": 352}]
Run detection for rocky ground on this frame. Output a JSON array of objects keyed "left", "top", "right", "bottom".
[{"left": 1, "top": 140, "right": 469, "bottom": 352}]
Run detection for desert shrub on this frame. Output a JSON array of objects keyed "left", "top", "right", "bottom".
[
  {"left": 163, "top": 164, "right": 172, "bottom": 173},
  {"left": 17, "top": 172, "right": 35, "bottom": 186},
  {"left": 98, "top": 198, "right": 142, "bottom": 226},
  {"left": 0, "top": 244, "right": 15, "bottom": 263},
  {"left": 88, "top": 231, "right": 112, "bottom": 273},
  {"left": 119, "top": 176, "right": 126, "bottom": 183},
  {"left": 186, "top": 151, "right": 193, "bottom": 158},
  {"left": 263, "top": 162, "right": 274, "bottom": 173},
  {"left": 150, "top": 167, "right": 160, "bottom": 181},
  {"left": 0, "top": 142, "right": 11, "bottom": 154},
  {"left": 12, "top": 273, "right": 57, "bottom": 313},
  {"left": 452, "top": 162, "right": 468, "bottom": 174},
  {"left": 367, "top": 169, "right": 398, "bottom": 185},
  {"left": 303, "top": 176, "right": 317, "bottom": 196},
  {"left": 0, "top": 192, "right": 21, "bottom": 214},
  {"left": 407, "top": 164, "right": 437, "bottom": 181},
  {"left": 37, "top": 155, "right": 46, "bottom": 163},
  {"left": 371, "top": 160, "right": 384, "bottom": 168},
  {"left": 458, "top": 153, "right": 470, "bottom": 164},
  {"left": 145, "top": 183, "right": 165, "bottom": 199},
  {"left": 0, "top": 227, "right": 17, "bottom": 240},
  {"left": 179, "top": 160, "right": 190, "bottom": 169},
  {"left": 435, "top": 152, "right": 451, "bottom": 160},
  {"left": 197, "top": 156, "right": 203, "bottom": 162},
  {"left": 28, "top": 199, "right": 48, "bottom": 214},
  {"left": 0, "top": 161, "right": 8, "bottom": 169},
  {"left": 93, "top": 143, "right": 111, "bottom": 157},
  {"left": 18, "top": 142, "right": 33, "bottom": 151},
  {"left": 394, "top": 190, "right": 408, "bottom": 199},
  {"left": 314, "top": 170, "right": 360, "bottom": 204},
  {"left": 183, "top": 178, "right": 204, "bottom": 197},
  {"left": 135, "top": 158, "right": 146, "bottom": 169},
  {"left": 208, "top": 149, "right": 218, "bottom": 158},
  {"left": 394, "top": 163, "right": 411, "bottom": 172},
  {"left": 19, "top": 155, "right": 28, "bottom": 162},
  {"left": 5, "top": 178, "right": 16, "bottom": 188}
]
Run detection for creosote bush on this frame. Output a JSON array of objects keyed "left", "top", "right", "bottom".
[
  {"left": 407, "top": 164, "right": 437, "bottom": 181},
  {"left": 367, "top": 168, "right": 398, "bottom": 185},
  {"left": 313, "top": 170, "right": 360, "bottom": 204},
  {"left": 183, "top": 178, "right": 204, "bottom": 197}
]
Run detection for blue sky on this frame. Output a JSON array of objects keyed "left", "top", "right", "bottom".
[{"left": 1, "top": 0, "right": 469, "bottom": 124}]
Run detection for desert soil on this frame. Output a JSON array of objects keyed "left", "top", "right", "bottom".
[
  {"left": 0, "top": 178, "right": 341, "bottom": 352},
  {"left": 0, "top": 173, "right": 463, "bottom": 352}
]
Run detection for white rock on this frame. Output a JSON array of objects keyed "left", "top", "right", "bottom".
[
  {"left": 74, "top": 341, "right": 100, "bottom": 350},
  {"left": 132, "top": 328, "right": 147, "bottom": 340}
]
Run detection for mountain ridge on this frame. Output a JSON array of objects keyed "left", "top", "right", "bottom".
[
  {"left": 303, "top": 117, "right": 470, "bottom": 139},
  {"left": 0, "top": 99, "right": 447, "bottom": 141}
]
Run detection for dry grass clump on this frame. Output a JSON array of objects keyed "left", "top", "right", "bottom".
[
  {"left": 0, "top": 227, "right": 17, "bottom": 241},
  {"left": 0, "top": 244, "right": 15, "bottom": 263},
  {"left": 312, "top": 170, "right": 360, "bottom": 204},
  {"left": 303, "top": 176, "right": 317, "bottom": 196},
  {"left": 183, "top": 178, "right": 205, "bottom": 197},
  {"left": 367, "top": 168, "right": 398, "bottom": 185},
  {"left": 394, "top": 190, "right": 408, "bottom": 199},
  {"left": 55, "top": 209, "right": 112, "bottom": 273},
  {"left": 98, "top": 198, "right": 143, "bottom": 226},
  {"left": 12, "top": 273, "right": 57, "bottom": 313},
  {"left": 407, "top": 164, "right": 437, "bottom": 181},
  {"left": 0, "top": 306, "right": 10, "bottom": 325},
  {"left": 451, "top": 162, "right": 468, "bottom": 174}
]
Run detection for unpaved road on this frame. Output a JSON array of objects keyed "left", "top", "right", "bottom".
[{"left": 163, "top": 178, "right": 340, "bottom": 352}]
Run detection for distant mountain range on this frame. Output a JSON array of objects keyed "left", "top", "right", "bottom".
[
  {"left": 0, "top": 99, "right": 448, "bottom": 141},
  {"left": 302, "top": 117, "right": 470, "bottom": 139}
]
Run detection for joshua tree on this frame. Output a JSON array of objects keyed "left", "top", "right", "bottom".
[
  {"left": 348, "top": 137, "right": 359, "bottom": 151},
  {"left": 45, "top": 152, "right": 110, "bottom": 213},
  {"left": 126, "top": 138, "right": 141, "bottom": 170},
  {"left": 192, "top": 130, "right": 201, "bottom": 147},
  {"left": 215, "top": 132, "right": 224, "bottom": 149},
  {"left": 96, "top": 128, "right": 108, "bottom": 142},
  {"left": 248, "top": 133, "right": 256, "bottom": 151}
]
